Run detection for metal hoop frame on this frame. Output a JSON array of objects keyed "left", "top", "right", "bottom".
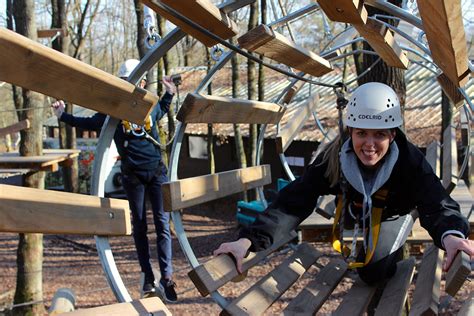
[{"left": 91, "top": 0, "right": 472, "bottom": 305}]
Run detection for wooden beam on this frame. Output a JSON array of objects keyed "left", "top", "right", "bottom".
[
  {"left": 442, "top": 124, "right": 457, "bottom": 192},
  {"left": 0, "top": 149, "right": 80, "bottom": 173},
  {"left": 317, "top": 0, "right": 367, "bottom": 25},
  {"left": 188, "top": 231, "right": 297, "bottom": 297},
  {"left": 354, "top": 19, "right": 409, "bottom": 69},
  {"left": 63, "top": 297, "right": 171, "bottom": 316},
  {"left": 332, "top": 277, "right": 377, "bottom": 316},
  {"left": 445, "top": 251, "right": 471, "bottom": 297},
  {"left": 37, "top": 28, "right": 65, "bottom": 38},
  {"left": 409, "top": 245, "right": 443, "bottom": 316},
  {"left": 0, "top": 28, "right": 157, "bottom": 125},
  {"left": 281, "top": 79, "right": 306, "bottom": 105},
  {"left": 0, "top": 184, "right": 131, "bottom": 235},
  {"left": 177, "top": 93, "right": 285, "bottom": 124},
  {"left": 141, "top": 0, "right": 238, "bottom": 47},
  {"left": 437, "top": 73, "right": 465, "bottom": 108},
  {"left": 222, "top": 243, "right": 322, "bottom": 316},
  {"left": 276, "top": 93, "right": 319, "bottom": 153},
  {"left": 0, "top": 119, "right": 30, "bottom": 137},
  {"left": 375, "top": 258, "right": 415, "bottom": 316},
  {"left": 238, "top": 24, "right": 333, "bottom": 77},
  {"left": 283, "top": 259, "right": 348, "bottom": 315},
  {"left": 162, "top": 165, "right": 271, "bottom": 211},
  {"left": 417, "top": 0, "right": 470, "bottom": 87}
]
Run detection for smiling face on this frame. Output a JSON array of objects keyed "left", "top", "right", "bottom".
[{"left": 350, "top": 128, "right": 396, "bottom": 169}]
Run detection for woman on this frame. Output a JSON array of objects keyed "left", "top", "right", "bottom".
[{"left": 214, "top": 82, "right": 473, "bottom": 285}]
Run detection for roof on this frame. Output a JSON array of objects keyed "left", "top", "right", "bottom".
[{"left": 44, "top": 63, "right": 474, "bottom": 147}]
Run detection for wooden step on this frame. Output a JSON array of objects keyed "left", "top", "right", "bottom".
[
  {"left": 437, "top": 73, "right": 465, "bottom": 108},
  {"left": 375, "top": 258, "right": 416, "bottom": 316},
  {"left": 276, "top": 93, "right": 319, "bottom": 153},
  {"left": 445, "top": 251, "right": 471, "bottom": 297},
  {"left": 410, "top": 245, "right": 443, "bottom": 316},
  {"left": 177, "top": 93, "right": 285, "bottom": 124},
  {"left": 317, "top": 0, "right": 368, "bottom": 25},
  {"left": 0, "top": 119, "right": 30, "bottom": 137},
  {"left": 331, "top": 276, "right": 377, "bottom": 316},
  {"left": 417, "top": 0, "right": 470, "bottom": 87},
  {"left": 354, "top": 19, "right": 409, "bottom": 69},
  {"left": 283, "top": 259, "right": 348, "bottom": 315},
  {"left": 142, "top": 0, "right": 239, "bottom": 47},
  {"left": 0, "top": 184, "right": 131, "bottom": 235},
  {"left": 189, "top": 231, "right": 297, "bottom": 297},
  {"left": 162, "top": 165, "right": 271, "bottom": 211},
  {"left": 238, "top": 24, "right": 333, "bottom": 77},
  {"left": 62, "top": 297, "right": 171, "bottom": 316},
  {"left": 0, "top": 149, "right": 80, "bottom": 172},
  {"left": 221, "top": 243, "right": 322, "bottom": 316},
  {"left": 0, "top": 28, "right": 157, "bottom": 125}
]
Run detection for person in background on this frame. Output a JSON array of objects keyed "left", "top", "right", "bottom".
[
  {"left": 214, "top": 82, "right": 473, "bottom": 285},
  {"left": 52, "top": 59, "right": 178, "bottom": 302}
]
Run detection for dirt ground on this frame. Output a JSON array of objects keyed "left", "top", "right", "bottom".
[{"left": 0, "top": 197, "right": 472, "bottom": 315}]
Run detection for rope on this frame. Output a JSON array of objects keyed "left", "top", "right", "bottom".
[{"left": 153, "top": 1, "right": 338, "bottom": 89}]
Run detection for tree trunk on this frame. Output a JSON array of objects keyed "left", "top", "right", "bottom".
[
  {"left": 12, "top": 1, "right": 46, "bottom": 314},
  {"left": 206, "top": 47, "right": 215, "bottom": 174},
  {"left": 52, "top": 0, "right": 78, "bottom": 193},
  {"left": 247, "top": 1, "right": 259, "bottom": 200}
]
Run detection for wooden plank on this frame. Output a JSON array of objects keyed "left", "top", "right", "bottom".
[
  {"left": 221, "top": 243, "right": 322, "bottom": 316},
  {"left": 0, "top": 28, "right": 157, "bottom": 125},
  {"left": 63, "top": 297, "right": 171, "bottom": 316},
  {"left": 283, "top": 259, "right": 348, "bottom": 315},
  {"left": 0, "top": 119, "right": 30, "bottom": 137},
  {"left": 281, "top": 79, "right": 305, "bottom": 105},
  {"left": 276, "top": 93, "right": 319, "bottom": 153},
  {"left": 445, "top": 251, "right": 471, "bottom": 297},
  {"left": 458, "top": 291, "right": 474, "bottom": 316},
  {"left": 0, "top": 184, "right": 131, "bottom": 235},
  {"left": 163, "top": 165, "right": 271, "bottom": 211},
  {"left": 177, "top": 93, "right": 285, "bottom": 124},
  {"left": 0, "top": 150, "right": 80, "bottom": 172},
  {"left": 442, "top": 124, "right": 457, "bottom": 192},
  {"left": 332, "top": 276, "right": 377, "bottom": 316},
  {"left": 238, "top": 24, "right": 333, "bottom": 77},
  {"left": 437, "top": 73, "right": 465, "bottom": 108},
  {"left": 416, "top": 0, "right": 470, "bottom": 87},
  {"left": 141, "top": 0, "right": 238, "bottom": 47},
  {"left": 354, "top": 19, "right": 409, "bottom": 69},
  {"left": 425, "top": 140, "right": 441, "bottom": 177},
  {"left": 315, "top": 195, "right": 336, "bottom": 219},
  {"left": 188, "top": 231, "right": 297, "bottom": 297},
  {"left": 409, "top": 244, "right": 443, "bottom": 316},
  {"left": 37, "top": 28, "right": 65, "bottom": 38},
  {"left": 317, "top": 0, "right": 367, "bottom": 25},
  {"left": 375, "top": 258, "right": 416, "bottom": 316}
]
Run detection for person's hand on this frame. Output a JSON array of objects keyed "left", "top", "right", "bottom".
[
  {"left": 162, "top": 76, "right": 176, "bottom": 95},
  {"left": 213, "top": 238, "right": 251, "bottom": 274},
  {"left": 51, "top": 100, "right": 65, "bottom": 118},
  {"left": 442, "top": 234, "right": 474, "bottom": 271}
]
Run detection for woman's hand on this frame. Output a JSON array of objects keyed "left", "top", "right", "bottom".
[
  {"left": 213, "top": 238, "right": 252, "bottom": 274},
  {"left": 442, "top": 235, "right": 474, "bottom": 271},
  {"left": 51, "top": 100, "right": 65, "bottom": 118},
  {"left": 162, "top": 76, "right": 176, "bottom": 95}
]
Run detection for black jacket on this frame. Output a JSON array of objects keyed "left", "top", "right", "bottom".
[
  {"left": 240, "top": 133, "right": 469, "bottom": 251},
  {"left": 60, "top": 92, "right": 173, "bottom": 171}
]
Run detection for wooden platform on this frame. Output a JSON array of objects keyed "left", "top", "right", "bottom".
[
  {"left": 0, "top": 149, "right": 80, "bottom": 172},
  {"left": 0, "top": 28, "right": 157, "bottom": 125}
]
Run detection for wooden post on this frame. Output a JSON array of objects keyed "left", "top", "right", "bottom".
[{"left": 48, "top": 288, "right": 75, "bottom": 315}]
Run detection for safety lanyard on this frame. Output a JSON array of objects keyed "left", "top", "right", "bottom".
[{"left": 332, "top": 189, "right": 389, "bottom": 269}]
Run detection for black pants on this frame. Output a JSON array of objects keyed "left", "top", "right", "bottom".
[{"left": 356, "top": 212, "right": 415, "bottom": 285}]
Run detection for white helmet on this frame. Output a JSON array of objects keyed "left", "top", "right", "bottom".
[
  {"left": 117, "top": 59, "right": 140, "bottom": 78},
  {"left": 345, "top": 82, "right": 402, "bottom": 129}
]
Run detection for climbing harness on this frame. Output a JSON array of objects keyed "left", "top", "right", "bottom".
[{"left": 332, "top": 189, "right": 389, "bottom": 269}]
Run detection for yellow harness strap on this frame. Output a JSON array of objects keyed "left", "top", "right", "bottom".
[
  {"left": 332, "top": 189, "right": 389, "bottom": 269},
  {"left": 122, "top": 116, "right": 152, "bottom": 134}
]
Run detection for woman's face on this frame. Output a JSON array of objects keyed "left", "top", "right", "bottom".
[{"left": 350, "top": 128, "right": 396, "bottom": 168}]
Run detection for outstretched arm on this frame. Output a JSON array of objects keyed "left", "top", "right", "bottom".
[{"left": 51, "top": 100, "right": 106, "bottom": 130}]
